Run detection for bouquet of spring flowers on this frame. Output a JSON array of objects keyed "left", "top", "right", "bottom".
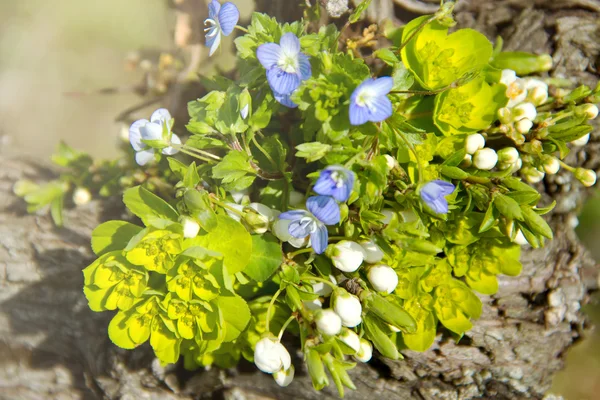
[{"left": 61, "top": 0, "right": 599, "bottom": 396}]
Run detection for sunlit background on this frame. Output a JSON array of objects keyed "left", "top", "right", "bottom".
[{"left": 0, "top": 0, "right": 598, "bottom": 398}]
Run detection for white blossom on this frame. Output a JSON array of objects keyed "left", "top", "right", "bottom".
[
  {"left": 330, "top": 241, "right": 365, "bottom": 272},
  {"left": 333, "top": 290, "right": 362, "bottom": 328},
  {"left": 473, "top": 148, "right": 498, "bottom": 171},
  {"left": 360, "top": 239, "right": 384, "bottom": 264},
  {"left": 355, "top": 339, "right": 373, "bottom": 363},
  {"left": 181, "top": 217, "right": 200, "bottom": 239},
  {"left": 273, "top": 365, "right": 295, "bottom": 387},
  {"left": 254, "top": 337, "right": 292, "bottom": 374},
  {"left": 465, "top": 133, "right": 485, "bottom": 155},
  {"left": 367, "top": 265, "right": 398, "bottom": 294},
  {"left": 315, "top": 309, "right": 342, "bottom": 336}
]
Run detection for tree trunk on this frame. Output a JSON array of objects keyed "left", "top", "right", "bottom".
[{"left": 1, "top": 1, "right": 599, "bottom": 399}]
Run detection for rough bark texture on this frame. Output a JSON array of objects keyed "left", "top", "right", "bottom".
[{"left": 1, "top": 1, "right": 600, "bottom": 399}]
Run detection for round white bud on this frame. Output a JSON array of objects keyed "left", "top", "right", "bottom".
[
  {"left": 527, "top": 85, "right": 548, "bottom": 106},
  {"left": 273, "top": 365, "right": 294, "bottom": 387},
  {"left": 515, "top": 118, "right": 533, "bottom": 134},
  {"left": 473, "top": 148, "right": 498, "bottom": 171},
  {"left": 574, "top": 168, "right": 597, "bottom": 187},
  {"left": 360, "top": 239, "right": 384, "bottom": 264},
  {"left": 248, "top": 203, "right": 279, "bottom": 221},
  {"left": 355, "top": 339, "right": 373, "bottom": 363},
  {"left": 513, "top": 230, "right": 529, "bottom": 246},
  {"left": 513, "top": 102, "right": 537, "bottom": 122},
  {"left": 367, "top": 265, "right": 398, "bottom": 294},
  {"left": 497, "top": 107, "right": 513, "bottom": 124},
  {"left": 330, "top": 241, "right": 365, "bottom": 272},
  {"left": 72, "top": 187, "right": 92, "bottom": 206},
  {"left": 465, "top": 133, "right": 485, "bottom": 155},
  {"left": 315, "top": 309, "right": 343, "bottom": 336},
  {"left": 522, "top": 167, "right": 545, "bottom": 184},
  {"left": 181, "top": 217, "right": 201, "bottom": 239},
  {"left": 254, "top": 338, "right": 292, "bottom": 374},
  {"left": 312, "top": 275, "right": 336, "bottom": 297},
  {"left": 333, "top": 291, "right": 362, "bottom": 328},
  {"left": 578, "top": 104, "right": 599, "bottom": 120},
  {"left": 570, "top": 133, "right": 590, "bottom": 147},
  {"left": 497, "top": 147, "right": 519, "bottom": 164},
  {"left": 461, "top": 153, "right": 473, "bottom": 168},
  {"left": 339, "top": 329, "right": 361, "bottom": 353},
  {"left": 384, "top": 154, "right": 397, "bottom": 170},
  {"left": 542, "top": 156, "right": 560, "bottom": 175},
  {"left": 272, "top": 219, "right": 292, "bottom": 242},
  {"left": 500, "top": 69, "right": 517, "bottom": 86}
]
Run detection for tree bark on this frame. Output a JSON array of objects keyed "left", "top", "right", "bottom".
[{"left": 1, "top": 1, "right": 599, "bottom": 399}]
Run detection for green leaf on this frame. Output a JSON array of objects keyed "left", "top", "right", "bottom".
[
  {"left": 50, "top": 195, "right": 64, "bottom": 226},
  {"left": 521, "top": 206, "right": 553, "bottom": 239},
  {"left": 295, "top": 142, "right": 333, "bottom": 162},
  {"left": 365, "top": 292, "right": 416, "bottom": 333},
  {"left": 123, "top": 186, "right": 179, "bottom": 228},
  {"left": 349, "top": 0, "right": 373, "bottom": 23},
  {"left": 184, "top": 190, "right": 218, "bottom": 232},
  {"left": 363, "top": 315, "right": 399, "bottom": 360},
  {"left": 92, "top": 220, "right": 143, "bottom": 256},
  {"left": 192, "top": 215, "right": 253, "bottom": 274},
  {"left": 479, "top": 204, "right": 497, "bottom": 233},
  {"left": 218, "top": 295, "right": 251, "bottom": 342},
  {"left": 108, "top": 309, "right": 138, "bottom": 350},
  {"left": 244, "top": 234, "right": 283, "bottom": 282},
  {"left": 373, "top": 48, "right": 399, "bottom": 66},
  {"left": 493, "top": 193, "right": 524, "bottom": 221},
  {"left": 183, "top": 162, "right": 201, "bottom": 188},
  {"left": 491, "top": 51, "right": 552, "bottom": 75},
  {"left": 440, "top": 165, "right": 468, "bottom": 180},
  {"left": 167, "top": 158, "right": 189, "bottom": 180},
  {"left": 212, "top": 151, "right": 256, "bottom": 191},
  {"left": 505, "top": 190, "right": 541, "bottom": 205}
]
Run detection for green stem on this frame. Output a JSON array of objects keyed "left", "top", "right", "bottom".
[
  {"left": 208, "top": 196, "right": 244, "bottom": 216},
  {"left": 328, "top": 235, "right": 348, "bottom": 242},
  {"left": 235, "top": 25, "right": 249, "bottom": 33},
  {"left": 559, "top": 160, "right": 575, "bottom": 172},
  {"left": 266, "top": 287, "right": 284, "bottom": 334},
  {"left": 251, "top": 135, "right": 278, "bottom": 169},
  {"left": 181, "top": 144, "right": 222, "bottom": 161},
  {"left": 177, "top": 148, "right": 216, "bottom": 164},
  {"left": 302, "top": 276, "right": 337, "bottom": 290},
  {"left": 278, "top": 315, "right": 296, "bottom": 341},
  {"left": 394, "top": 126, "right": 425, "bottom": 184},
  {"left": 288, "top": 248, "right": 313, "bottom": 258}
]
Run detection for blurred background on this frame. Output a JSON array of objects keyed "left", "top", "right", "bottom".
[{"left": 0, "top": 0, "right": 598, "bottom": 398}]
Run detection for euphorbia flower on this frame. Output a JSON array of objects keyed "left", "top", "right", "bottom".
[
  {"left": 129, "top": 108, "right": 181, "bottom": 166},
  {"left": 256, "top": 32, "right": 311, "bottom": 108},
  {"left": 313, "top": 165, "right": 355, "bottom": 202},
  {"left": 278, "top": 195, "right": 340, "bottom": 254},
  {"left": 420, "top": 180, "right": 455, "bottom": 214},
  {"left": 349, "top": 77, "right": 393, "bottom": 125},
  {"left": 204, "top": 0, "right": 240, "bottom": 57}
]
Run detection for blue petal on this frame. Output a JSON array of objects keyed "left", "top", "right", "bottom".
[
  {"left": 279, "top": 32, "right": 300, "bottom": 55},
  {"left": 313, "top": 170, "right": 334, "bottom": 196},
  {"left": 150, "top": 108, "right": 171, "bottom": 123},
  {"left": 331, "top": 186, "right": 351, "bottom": 202},
  {"left": 206, "top": 29, "right": 221, "bottom": 57},
  {"left": 256, "top": 43, "right": 281, "bottom": 69},
  {"left": 267, "top": 68, "right": 301, "bottom": 95},
  {"left": 349, "top": 103, "right": 370, "bottom": 126},
  {"left": 274, "top": 91, "right": 298, "bottom": 108},
  {"left": 288, "top": 218, "right": 314, "bottom": 238},
  {"left": 310, "top": 224, "right": 328, "bottom": 254},
  {"left": 218, "top": 2, "right": 239, "bottom": 36},
  {"left": 367, "top": 77, "right": 394, "bottom": 95},
  {"left": 432, "top": 180, "right": 455, "bottom": 196},
  {"left": 208, "top": 0, "right": 220, "bottom": 19},
  {"left": 279, "top": 210, "right": 309, "bottom": 220},
  {"left": 129, "top": 119, "right": 149, "bottom": 151},
  {"left": 429, "top": 197, "right": 449, "bottom": 214},
  {"left": 367, "top": 95, "right": 393, "bottom": 123},
  {"left": 298, "top": 53, "right": 312, "bottom": 81},
  {"left": 306, "top": 196, "right": 340, "bottom": 225}
]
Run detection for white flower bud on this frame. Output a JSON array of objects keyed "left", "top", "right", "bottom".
[
  {"left": 181, "top": 217, "right": 200, "bottom": 239},
  {"left": 367, "top": 265, "right": 398, "bottom": 294},
  {"left": 522, "top": 167, "right": 545, "bottom": 184},
  {"left": 254, "top": 338, "right": 292, "bottom": 374},
  {"left": 329, "top": 241, "right": 365, "bottom": 272},
  {"left": 359, "top": 240, "right": 384, "bottom": 264},
  {"left": 355, "top": 339, "right": 373, "bottom": 363},
  {"left": 288, "top": 235, "right": 309, "bottom": 248},
  {"left": 333, "top": 291, "right": 362, "bottom": 327},
  {"left": 574, "top": 168, "right": 597, "bottom": 187},
  {"left": 248, "top": 203, "right": 279, "bottom": 221},
  {"left": 240, "top": 104, "right": 250, "bottom": 120},
  {"left": 381, "top": 209, "right": 396, "bottom": 225},
  {"left": 289, "top": 191, "right": 304, "bottom": 207},
  {"left": 384, "top": 154, "right": 397, "bottom": 170},
  {"left": 315, "top": 309, "right": 342, "bottom": 336},
  {"left": 272, "top": 219, "right": 292, "bottom": 242},
  {"left": 542, "top": 156, "right": 560, "bottom": 175},
  {"left": 527, "top": 85, "right": 548, "bottom": 106},
  {"left": 515, "top": 118, "right": 533, "bottom": 134},
  {"left": 571, "top": 133, "right": 590, "bottom": 147},
  {"left": 473, "top": 148, "right": 498, "bottom": 171},
  {"left": 577, "top": 104, "right": 599, "bottom": 120},
  {"left": 497, "top": 147, "right": 519, "bottom": 164},
  {"left": 497, "top": 107, "right": 513, "bottom": 124},
  {"left": 273, "top": 365, "right": 294, "bottom": 387},
  {"left": 500, "top": 69, "right": 517, "bottom": 86},
  {"left": 513, "top": 229, "right": 529, "bottom": 246},
  {"left": 465, "top": 133, "right": 485, "bottom": 154},
  {"left": 312, "top": 275, "right": 336, "bottom": 297},
  {"left": 72, "top": 187, "right": 92, "bottom": 206},
  {"left": 513, "top": 102, "right": 537, "bottom": 122},
  {"left": 303, "top": 299, "right": 323, "bottom": 310},
  {"left": 339, "top": 329, "right": 361, "bottom": 353},
  {"left": 461, "top": 153, "right": 473, "bottom": 168}
]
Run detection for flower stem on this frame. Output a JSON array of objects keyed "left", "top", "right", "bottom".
[
  {"left": 235, "top": 25, "right": 249, "bottom": 33},
  {"left": 251, "top": 135, "right": 278, "bottom": 170},
  {"left": 266, "top": 287, "right": 284, "bottom": 334},
  {"left": 177, "top": 148, "right": 217, "bottom": 164},
  {"left": 559, "top": 160, "right": 575, "bottom": 172},
  {"left": 278, "top": 315, "right": 296, "bottom": 341},
  {"left": 288, "top": 248, "right": 313, "bottom": 259},
  {"left": 181, "top": 144, "right": 222, "bottom": 161},
  {"left": 302, "top": 276, "right": 337, "bottom": 290},
  {"left": 208, "top": 195, "right": 244, "bottom": 216}
]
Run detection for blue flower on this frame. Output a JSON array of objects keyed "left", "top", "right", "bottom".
[
  {"left": 256, "top": 33, "right": 311, "bottom": 108},
  {"left": 129, "top": 108, "right": 181, "bottom": 166},
  {"left": 278, "top": 196, "right": 340, "bottom": 254},
  {"left": 204, "top": 0, "right": 240, "bottom": 57},
  {"left": 313, "top": 165, "right": 355, "bottom": 202},
  {"left": 349, "top": 77, "right": 394, "bottom": 126},
  {"left": 420, "top": 180, "right": 456, "bottom": 214}
]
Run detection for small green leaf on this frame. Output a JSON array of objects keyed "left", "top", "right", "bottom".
[
  {"left": 349, "top": 0, "right": 373, "bottom": 23},
  {"left": 123, "top": 186, "right": 179, "bottom": 228},
  {"left": 184, "top": 190, "right": 217, "bottom": 232},
  {"left": 295, "top": 142, "right": 333, "bottom": 162},
  {"left": 92, "top": 220, "right": 143, "bottom": 256},
  {"left": 493, "top": 193, "right": 524, "bottom": 221},
  {"left": 363, "top": 315, "right": 399, "bottom": 360},
  {"left": 50, "top": 195, "right": 64, "bottom": 227},
  {"left": 218, "top": 295, "right": 251, "bottom": 342},
  {"left": 521, "top": 206, "right": 553, "bottom": 239},
  {"left": 441, "top": 165, "right": 469, "bottom": 180},
  {"left": 479, "top": 204, "right": 497, "bottom": 233},
  {"left": 244, "top": 234, "right": 283, "bottom": 282},
  {"left": 212, "top": 151, "right": 256, "bottom": 191},
  {"left": 183, "top": 162, "right": 201, "bottom": 188},
  {"left": 365, "top": 292, "right": 417, "bottom": 333}
]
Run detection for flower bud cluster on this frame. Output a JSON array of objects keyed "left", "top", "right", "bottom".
[
  {"left": 465, "top": 134, "right": 499, "bottom": 171},
  {"left": 254, "top": 337, "right": 295, "bottom": 387}
]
